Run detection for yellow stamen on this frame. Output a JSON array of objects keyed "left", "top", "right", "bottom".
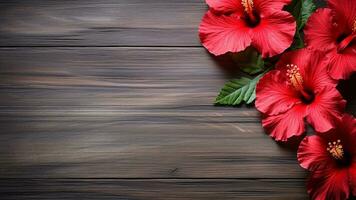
[
  {"left": 352, "top": 19, "right": 356, "bottom": 33},
  {"left": 286, "top": 64, "right": 304, "bottom": 91},
  {"left": 286, "top": 64, "right": 314, "bottom": 102},
  {"left": 241, "top": 0, "right": 254, "bottom": 14},
  {"left": 327, "top": 140, "right": 344, "bottom": 160}
]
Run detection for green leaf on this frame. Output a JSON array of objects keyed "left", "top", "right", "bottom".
[
  {"left": 215, "top": 73, "right": 265, "bottom": 106},
  {"left": 290, "top": 31, "right": 305, "bottom": 50},
  {"left": 285, "top": 0, "right": 301, "bottom": 22},
  {"left": 300, "top": 0, "right": 316, "bottom": 31},
  {"left": 285, "top": 0, "right": 316, "bottom": 50},
  {"left": 231, "top": 47, "right": 265, "bottom": 75},
  {"left": 286, "top": 0, "right": 316, "bottom": 30}
]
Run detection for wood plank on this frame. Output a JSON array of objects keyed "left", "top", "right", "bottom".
[
  {"left": 0, "top": 118, "right": 305, "bottom": 178},
  {"left": 0, "top": 47, "right": 233, "bottom": 107},
  {"left": 0, "top": 179, "right": 308, "bottom": 200},
  {"left": 0, "top": 0, "right": 328, "bottom": 47},
  {"left": 0, "top": 47, "right": 354, "bottom": 178},
  {"left": 0, "top": 0, "right": 206, "bottom": 47}
]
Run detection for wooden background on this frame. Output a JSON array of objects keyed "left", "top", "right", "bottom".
[{"left": 0, "top": 0, "right": 354, "bottom": 199}]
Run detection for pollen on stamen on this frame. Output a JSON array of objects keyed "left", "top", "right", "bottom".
[
  {"left": 286, "top": 64, "right": 304, "bottom": 90},
  {"left": 327, "top": 140, "right": 344, "bottom": 160},
  {"left": 241, "top": 0, "right": 254, "bottom": 13},
  {"left": 352, "top": 19, "right": 356, "bottom": 33}
]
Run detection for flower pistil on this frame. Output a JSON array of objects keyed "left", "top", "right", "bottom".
[
  {"left": 286, "top": 64, "right": 314, "bottom": 103},
  {"left": 286, "top": 64, "right": 304, "bottom": 91},
  {"left": 337, "top": 19, "right": 356, "bottom": 52},
  {"left": 327, "top": 140, "right": 344, "bottom": 160},
  {"left": 241, "top": 0, "right": 254, "bottom": 14},
  {"left": 241, "top": 0, "right": 259, "bottom": 26}
]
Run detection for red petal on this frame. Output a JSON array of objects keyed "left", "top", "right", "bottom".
[
  {"left": 328, "top": 0, "right": 356, "bottom": 30},
  {"left": 304, "top": 8, "right": 356, "bottom": 80},
  {"left": 307, "top": 169, "right": 350, "bottom": 200},
  {"left": 205, "top": 0, "right": 244, "bottom": 14},
  {"left": 328, "top": 46, "right": 356, "bottom": 80},
  {"left": 297, "top": 135, "right": 335, "bottom": 171},
  {"left": 302, "top": 49, "right": 337, "bottom": 90},
  {"left": 255, "top": 69, "right": 299, "bottom": 116},
  {"left": 254, "top": 0, "right": 292, "bottom": 13},
  {"left": 306, "top": 86, "right": 346, "bottom": 133},
  {"left": 275, "top": 48, "right": 313, "bottom": 78},
  {"left": 250, "top": 10, "right": 296, "bottom": 57},
  {"left": 199, "top": 11, "right": 251, "bottom": 56},
  {"left": 333, "top": 115, "right": 356, "bottom": 198},
  {"left": 275, "top": 48, "right": 336, "bottom": 90},
  {"left": 304, "top": 8, "right": 338, "bottom": 52},
  {"left": 338, "top": 114, "right": 356, "bottom": 154},
  {"left": 303, "top": 114, "right": 356, "bottom": 199},
  {"left": 350, "top": 162, "right": 356, "bottom": 196},
  {"left": 275, "top": 48, "right": 312, "bottom": 70},
  {"left": 262, "top": 104, "right": 306, "bottom": 141}
]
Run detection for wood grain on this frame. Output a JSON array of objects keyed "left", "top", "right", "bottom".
[
  {"left": 0, "top": 118, "right": 306, "bottom": 178},
  {"left": 0, "top": 47, "right": 305, "bottom": 179},
  {"left": 0, "top": 0, "right": 205, "bottom": 47},
  {"left": 0, "top": 0, "right": 328, "bottom": 47},
  {"left": 0, "top": 47, "right": 228, "bottom": 107},
  {"left": 0, "top": 179, "right": 308, "bottom": 200}
]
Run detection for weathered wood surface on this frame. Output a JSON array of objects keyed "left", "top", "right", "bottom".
[
  {"left": 0, "top": 48, "right": 304, "bottom": 179},
  {"left": 0, "top": 0, "right": 354, "bottom": 199},
  {"left": 0, "top": 0, "right": 327, "bottom": 47},
  {"left": 0, "top": 0, "right": 204, "bottom": 47},
  {"left": 0, "top": 179, "right": 307, "bottom": 200}
]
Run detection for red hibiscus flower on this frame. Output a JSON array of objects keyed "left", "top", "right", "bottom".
[
  {"left": 304, "top": 0, "right": 356, "bottom": 80},
  {"left": 255, "top": 48, "right": 346, "bottom": 141},
  {"left": 297, "top": 114, "right": 356, "bottom": 200},
  {"left": 199, "top": 0, "right": 296, "bottom": 57}
]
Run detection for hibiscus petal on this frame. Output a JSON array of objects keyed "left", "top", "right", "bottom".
[
  {"left": 297, "top": 135, "right": 335, "bottom": 171},
  {"left": 199, "top": 11, "right": 252, "bottom": 56},
  {"left": 328, "top": 46, "right": 356, "bottom": 80},
  {"left": 350, "top": 162, "right": 356, "bottom": 196},
  {"left": 262, "top": 104, "right": 306, "bottom": 141},
  {"left": 273, "top": 48, "right": 336, "bottom": 93},
  {"left": 275, "top": 48, "right": 311, "bottom": 79},
  {"left": 328, "top": 0, "right": 356, "bottom": 29},
  {"left": 307, "top": 169, "right": 350, "bottom": 200},
  {"left": 303, "top": 49, "right": 337, "bottom": 90},
  {"left": 304, "top": 8, "right": 356, "bottom": 80},
  {"left": 205, "top": 0, "right": 244, "bottom": 14},
  {"left": 255, "top": 69, "right": 300, "bottom": 116},
  {"left": 250, "top": 10, "right": 296, "bottom": 58},
  {"left": 339, "top": 114, "right": 356, "bottom": 154},
  {"left": 306, "top": 86, "right": 346, "bottom": 133},
  {"left": 301, "top": 114, "right": 356, "bottom": 199},
  {"left": 304, "top": 8, "right": 338, "bottom": 52},
  {"left": 341, "top": 114, "right": 356, "bottom": 197},
  {"left": 254, "top": 0, "right": 292, "bottom": 13}
]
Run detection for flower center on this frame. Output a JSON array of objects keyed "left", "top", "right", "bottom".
[
  {"left": 242, "top": 0, "right": 254, "bottom": 14},
  {"left": 327, "top": 140, "right": 344, "bottom": 160},
  {"left": 286, "top": 64, "right": 314, "bottom": 103},
  {"left": 241, "top": 0, "right": 259, "bottom": 27},
  {"left": 336, "top": 19, "right": 356, "bottom": 53},
  {"left": 286, "top": 64, "right": 303, "bottom": 90}
]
